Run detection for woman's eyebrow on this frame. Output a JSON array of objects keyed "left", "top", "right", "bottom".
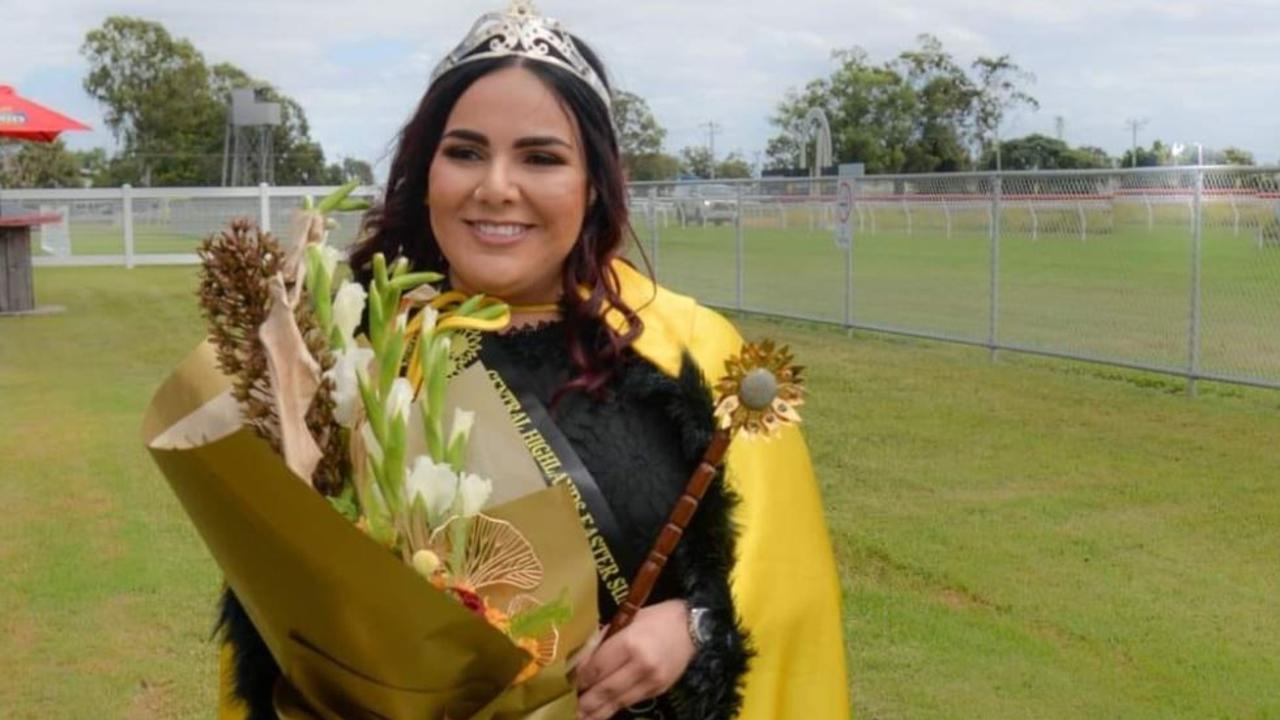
[
  {"left": 514, "top": 135, "right": 573, "bottom": 150},
  {"left": 441, "top": 129, "right": 573, "bottom": 150},
  {"left": 442, "top": 128, "right": 488, "bottom": 145}
]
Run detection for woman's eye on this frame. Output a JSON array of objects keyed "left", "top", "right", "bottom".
[
  {"left": 526, "top": 152, "right": 565, "bottom": 166},
  {"left": 443, "top": 146, "right": 482, "bottom": 161}
]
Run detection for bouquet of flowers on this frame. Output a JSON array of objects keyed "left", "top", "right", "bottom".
[{"left": 143, "top": 184, "right": 597, "bottom": 719}]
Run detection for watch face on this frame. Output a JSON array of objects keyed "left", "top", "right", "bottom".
[{"left": 691, "top": 607, "right": 712, "bottom": 645}]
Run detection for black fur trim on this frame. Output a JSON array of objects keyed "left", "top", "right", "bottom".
[
  {"left": 618, "top": 354, "right": 753, "bottom": 719},
  {"left": 216, "top": 588, "right": 280, "bottom": 720}
]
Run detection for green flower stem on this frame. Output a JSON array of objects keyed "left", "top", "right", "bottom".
[
  {"left": 468, "top": 302, "right": 508, "bottom": 321},
  {"left": 315, "top": 179, "right": 360, "bottom": 214},
  {"left": 381, "top": 414, "right": 407, "bottom": 517},
  {"left": 426, "top": 334, "right": 450, "bottom": 464},
  {"left": 449, "top": 514, "right": 468, "bottom": 580},
  {"left": 389, "top": 272, "right": 445, "bottom": 292}
]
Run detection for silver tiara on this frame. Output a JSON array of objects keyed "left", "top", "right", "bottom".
[{"left": 430, "top": 0, "right": 612, "bottom": 112}]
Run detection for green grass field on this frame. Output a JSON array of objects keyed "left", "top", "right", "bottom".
[
  {"left": 2, "top": 267, "right": 1277, "bottom": 719},
  {"left": 636, "top": 216, "right": 1280, "bottom": 384}
]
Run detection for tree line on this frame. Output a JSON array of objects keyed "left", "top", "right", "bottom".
[
  {"left": 1, "top": 17, "right": 372, "bottom": 189},
  {"left": 0, "top": 24, "right": 1259, "bottom": 189}
]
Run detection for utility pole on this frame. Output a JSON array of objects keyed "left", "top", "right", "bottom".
[
  {"left": 1125, "top": 117, "right": 1150, "bottom": 168},
  {"left": 700, "top": 120, "right": 722, "bottom": 179}
]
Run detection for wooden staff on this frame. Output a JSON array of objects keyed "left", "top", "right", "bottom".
[{"left": 604, "top": 429, "right": 731, "bottom": 637}]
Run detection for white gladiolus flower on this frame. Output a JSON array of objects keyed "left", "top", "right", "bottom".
[
  {"left": 386, "top": 377, "right": 414, "bottom": 425},
  {"left": 405, "top": 456, "right": 459, "bottom": 526},
  {"left": 449, "top": 408, "right": 475, "bottom": 448},
  {"left": 325, "top": 346, "right": 373, "bottom": 427},
  {"left": 317, "top": 244, "right": 341, "bottom": 283},
  {"left": 457, "top": 472, "right": 492, "bottom": 518},
  {"left": 332, "top": 282, "right": 367, "bottom": 347},
  {"left": 419, "top": 306, "right": 439, "bottom": 335}
]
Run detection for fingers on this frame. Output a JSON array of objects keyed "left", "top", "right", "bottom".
[
  {"left": 573, "top": 629, "right": 632, "bottom": 691},
  {"left": 575, "top": 626, "right": 682, "bottom": 720},
  {"left": 577, "top": 657, "right": 648, "bottom": 720}
]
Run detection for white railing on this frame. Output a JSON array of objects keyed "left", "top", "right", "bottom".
[{"left": 7, "top": 167, "right": 1280, "bottom": 392}]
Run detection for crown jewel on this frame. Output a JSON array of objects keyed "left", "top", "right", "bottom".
[{"left": 430, "top": 0, "right": 612, "bottom": 111}]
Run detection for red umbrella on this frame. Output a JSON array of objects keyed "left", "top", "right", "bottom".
[{"left": 0, "top": 85, "right": 90, "bottom": 143}]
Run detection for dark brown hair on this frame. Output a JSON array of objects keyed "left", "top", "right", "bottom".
[{"left": 350, "top": 38, "right": 642, "bottom": 398}]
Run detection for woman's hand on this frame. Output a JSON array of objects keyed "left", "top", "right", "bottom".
[{"left": 573, "top": 599, "right": 695, "bottom": 720}]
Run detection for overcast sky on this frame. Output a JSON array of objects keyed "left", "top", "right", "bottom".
[{"left": 4, "top": 0, "right": 1278, "bottom": 175}]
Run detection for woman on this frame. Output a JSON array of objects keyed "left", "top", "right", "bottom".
[{"left": 218, "top": 3, "right": 848, "bottom": 719}]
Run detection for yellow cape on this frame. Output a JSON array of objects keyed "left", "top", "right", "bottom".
[{"left": 218, "top": 260, "right": 850, "bottom": 719}]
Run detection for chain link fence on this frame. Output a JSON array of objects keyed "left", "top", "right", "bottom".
[
  {"left": 633, "top": 167, "right": 1280, "bottom": 391},
  {"left": 6, "top": 167, "right": 1279, "bottom": 389}
]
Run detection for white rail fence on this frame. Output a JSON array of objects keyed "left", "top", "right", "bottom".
[{"left": 5, "top": 167, "right": 1280, "bottom": 391}]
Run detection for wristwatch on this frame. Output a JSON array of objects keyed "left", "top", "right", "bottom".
[{"left": 687, "top": 605, "right": 712, "bottom": 650}]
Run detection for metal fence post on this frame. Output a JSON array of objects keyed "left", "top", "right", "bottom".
[
  {"left": 845, "top": 179, "right": 856, "bottom": 330},
  {"left": 735, "top": 183, "right": 745, "bottom": 311},
  {"left": 259, "top": 182, "right": 272, "bottom": 233},
  {"left": 648, "top": 186, "right": 659, "bottom": 280},
  {"left": 122, "top": 184, "right": 135, "bottom": 269},
  {"left": 1188, "top": 167, "right": 1204, "bottom": 396},
  {"left": 988, "top": 174, "right": 1002, "bottom": 360}
]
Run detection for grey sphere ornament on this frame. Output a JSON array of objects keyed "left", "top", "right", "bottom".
[{"left": 739, "top": 368, "right": 779, "bottom": 411}]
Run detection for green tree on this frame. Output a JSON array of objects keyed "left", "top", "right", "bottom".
[
  {"left": 678, "top": 145, "right": 714, "bottom": 179},
  {"left": 1120, "top": 140, "right": 1172, "bottom": 168},
  {"left": 1220, "top": 147, "right": 1255, "bottom": 166},
  {"left": 765, "top": 38, "right": 1034, "bottom": 175},
  {"left": 628, "top": 152, "right": 680, "bottom": 181},
  {"left": 340, "top": 157, "right": 375, "bottom": 184},
  {"left": 0, "top": 139, "right": 82, "bottom": 188},
  {"left": 971, "top": 55, "right": 1040, "bottom": 170},
  {"left": 81, "top": 16, "right": 334, "bottom": 186},
  {"left": 894, "top": 35, "right": 978, "bottom": 172},
  {"left": 613, "top": 90, "right": 678, "bottom": 181},
  {"left": 716, "top": 152, "right": 753, "bottom": 179},
  {"left": 980, "top": 134, "right": 1111, "bottom": 170},
  {"left": 81, "top": 17, "right": 222, "bottom": 185}
]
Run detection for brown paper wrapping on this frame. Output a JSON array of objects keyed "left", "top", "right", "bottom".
[{"left": 143, "top": 342, "right": 597, "bottom": 719}]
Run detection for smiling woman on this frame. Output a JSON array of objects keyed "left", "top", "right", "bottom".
[
  {"left": 427, "top": 67, "right": 591, "bottom": 310},
  {"left": 214, "top": 2, "right": 848, "bottom": 719}
]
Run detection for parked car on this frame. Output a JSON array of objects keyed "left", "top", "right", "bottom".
[{"left": 672, "top": 183, "right": 738, "bottom": 226}]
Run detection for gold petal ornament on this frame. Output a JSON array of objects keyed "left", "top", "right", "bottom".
[
  {"left": 432, "top": 514, "right": 544, "bottom": 592},
  {"left": 713, "top": 340, "right": 806, "bottom": 440}
]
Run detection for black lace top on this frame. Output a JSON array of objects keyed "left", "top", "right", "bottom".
[{"left": 485, "top": 320, "right": 751, "bottom": 720}]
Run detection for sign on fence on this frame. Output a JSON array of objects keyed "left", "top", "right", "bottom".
[
  {"left": 834, "top": 163, "right": 864, "bottom": 249},
  {"left": 38, "top": 204, "right": 70, "bottom": 256}
]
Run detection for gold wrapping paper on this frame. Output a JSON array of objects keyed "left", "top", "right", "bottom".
[{"left": 143, "top": 342, "right": 597, "bottom": 719}]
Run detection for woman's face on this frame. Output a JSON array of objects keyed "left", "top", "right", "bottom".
[{"left": 427, "top": 65, "right": 591, "bottom": 305}]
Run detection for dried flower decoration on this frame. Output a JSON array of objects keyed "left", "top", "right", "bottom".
[{"left": 713, "top": 340, "right": 805, "bottom": 438}]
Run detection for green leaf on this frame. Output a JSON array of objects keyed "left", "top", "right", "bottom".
[
  {"left": 508, "top": 592, "right": 573, "bottom": 640},
  {"left": 326, "top": 491, "right": 359, "bottom": 523}
]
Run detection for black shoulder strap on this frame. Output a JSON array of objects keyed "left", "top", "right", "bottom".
[{"left": 476, "top": 339, "right": 636, "bottom": 617}]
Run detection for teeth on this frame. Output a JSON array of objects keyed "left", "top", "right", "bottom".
[{"left": 473, "top": 223, "right": 528, "bottom": 237}]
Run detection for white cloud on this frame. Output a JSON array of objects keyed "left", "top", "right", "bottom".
[{"left": 4, "top": 0, "right": 1279, "bottom": 169}]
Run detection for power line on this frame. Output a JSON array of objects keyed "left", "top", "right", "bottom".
[
  {"left": 700, "top": 121, "right": 722, "bottom": 179},
  {"left": 1125, "top": 117, "right": 1150, "bottom": 168}
]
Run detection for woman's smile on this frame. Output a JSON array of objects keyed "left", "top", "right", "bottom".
[{"left": 464, "top": 219, "right": 537, "bottom": 246}]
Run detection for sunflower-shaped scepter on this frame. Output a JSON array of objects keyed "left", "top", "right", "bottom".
[{"left": 606, "top": 340, "right": 805, "bottom": 637}]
